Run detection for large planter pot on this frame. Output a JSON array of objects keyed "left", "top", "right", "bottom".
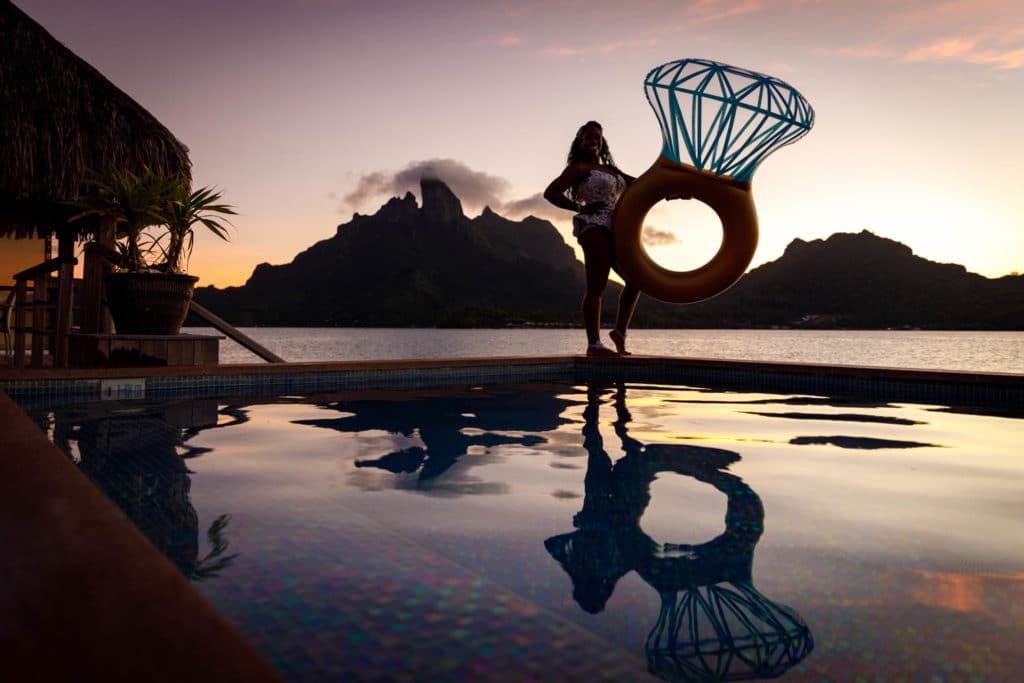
[{"left": 105, "top": 271, "right": 199, "bottom": 335}]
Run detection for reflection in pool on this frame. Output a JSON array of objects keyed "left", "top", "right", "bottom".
[
  {"left": 32, "top": 382, "right": 1024, "bottom": 681},
  {"left": 49, "top": 402, "right": 238, "bottom": 580},
  {"left": 546, "top": 386, "right": 812, "bottom": 680}
]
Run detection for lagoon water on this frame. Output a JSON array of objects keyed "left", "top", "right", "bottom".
[{"left": 185, "top": 327, "right": 1024, "bottom": 374}]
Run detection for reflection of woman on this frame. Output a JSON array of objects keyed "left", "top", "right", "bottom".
[
  {"left": 546, "top": 384, "right": 813, "bottom": 681},
  {"left": 546, "top": 385, "right": 759, "bottom": 609},
  {"left": 544, "top": 121, "right": 640, "bottom": 356}
]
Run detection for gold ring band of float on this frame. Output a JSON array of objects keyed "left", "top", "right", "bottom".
[
  {"left": 620, "top": 58, "right": 815, "bottom": 304},
  {"left": 612, "top": 155, "right": 757, "bottom": 305}
]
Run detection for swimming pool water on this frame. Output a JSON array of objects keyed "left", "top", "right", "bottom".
[{"left": 32, "top": 382, "right": 1024, "bottom": 681}]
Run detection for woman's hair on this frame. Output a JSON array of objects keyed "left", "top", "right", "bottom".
[{"left": 567, "top": 120, "right": 616, "bottom": 167}]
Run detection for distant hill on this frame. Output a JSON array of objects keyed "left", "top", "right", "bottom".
[
  {"left": 194, "top": 180, "right": 1024, "bottom": 329},
  {"left": 674, "top": 231, "right": 1024, "bottom": 329}
]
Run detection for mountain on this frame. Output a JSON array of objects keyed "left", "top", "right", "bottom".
[
  {"left": 194, "top": 178, "right": 593, "bottom": 326},
  {"left": 672, "top": 231, "right": 1024, "bottom": 329},
  {"left": 193, "top": 181, "right": 1024, "bottom": 329}
]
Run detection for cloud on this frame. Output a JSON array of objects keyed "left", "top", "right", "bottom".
[
  {"left": 479, "top": 33, "right": 522, "bottom": 47},
  {"left": 538, "top": 45, "right": 584, "bottom": 58},
  {"left": 815, "top": 43, "right": 895, "bottom": 60},
  {"left": 642, "top": 226, "right": 679, "bottom": 247},
  {"left": 837, "top": 0, "right": 1024, "bottom": 70},
  {"left": 685, "top": 0, "right": 765, "bottom": 25},
  {"left": 902, "top": 35, "right": 1024, "bottom": 69},
  {"left": 502, "top": 192, "right": 564, "bottom": 221},
  {"left": 535, "top": 32, "right": 658, "bottom": 60},
  {"left": 341, "top": 159, "right": 510, "bottom": 215},
  {"left": 903, "top": 37, "right": 977, "bottom": 62},
  {"left": 966, "top": 47, "right": 1024, "bottom": 69},
  {"left": 599, "top": 37, "right": 658, "bottom": 53},
  {"left": 340, "top": 160, "right": 572, "bottom": 223}
]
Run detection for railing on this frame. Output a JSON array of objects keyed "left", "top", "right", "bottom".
[
  {"left": 12, "top": 256, "right": 78, "bottom": 368},
  {"left": 188, "top": 301, "right": 285, "bottom": 363},
  {"left": 1, "top": 285, "right": 14, "bottom": 365},
  {"left": 6, "top": 247, "right": 284, "bottom": 367}
]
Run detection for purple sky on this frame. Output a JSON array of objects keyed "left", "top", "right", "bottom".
[{"left": 15, "top": 0, "right": 1024, "bottom": 285}]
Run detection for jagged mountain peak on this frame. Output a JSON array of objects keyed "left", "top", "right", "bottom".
[{"left": 420, "top": 177, "right": 464, "bottom": 223}]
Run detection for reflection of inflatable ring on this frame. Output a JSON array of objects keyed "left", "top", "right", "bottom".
[
  {"left": 622, "top": 449, "right": 812, "bottom": 683},
  {"left": 546, "top": 390, "right": 813, "bottom": 682},
  {"left": 619, "top": 445, "right": 764, "bottom": 588},
  {"left": 612, "top": 156, "right": 757, "bottom": 305}
]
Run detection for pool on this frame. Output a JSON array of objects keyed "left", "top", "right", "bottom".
[{"left": 28, "top": 379, "right": 1024, "bottom": 681}]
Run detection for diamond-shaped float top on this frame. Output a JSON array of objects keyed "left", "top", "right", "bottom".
[{"left": 645, "top": 58, "right": 815, "bottom": 182}]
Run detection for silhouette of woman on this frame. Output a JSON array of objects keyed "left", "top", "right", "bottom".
[{"left": 545, "top": 122, "right": 640, "bottom": 356}]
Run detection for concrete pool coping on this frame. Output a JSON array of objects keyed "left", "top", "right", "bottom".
[
  {"left": 1, "top": 354, "right": 1021, "bottom": 680},
  {"left": 2, "top": 354, "right": 1022, "bottom": 407}
]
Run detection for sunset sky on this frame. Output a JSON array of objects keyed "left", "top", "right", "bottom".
[{"left": 17, "top": 0, "right": 1024, "bottom": 287}]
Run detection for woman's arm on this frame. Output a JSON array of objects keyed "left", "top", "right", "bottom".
[{"left": 544, "top": 164, "right": 585, "bottom": 212}]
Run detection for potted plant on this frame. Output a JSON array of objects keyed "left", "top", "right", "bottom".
[
  {"left": 71, "top": 167, "right": 236, "bottom": 335},
  {"left": 155, "top": 181, "right": 236, "bottom": 275}
]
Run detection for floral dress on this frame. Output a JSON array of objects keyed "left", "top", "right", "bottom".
[{"left": 572, "top": 169, "right": 627, "bottom": 240}]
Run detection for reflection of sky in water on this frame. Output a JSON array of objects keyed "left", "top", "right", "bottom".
[{"left": 36, "top": 383, "right": 1024, "bottom": 681}]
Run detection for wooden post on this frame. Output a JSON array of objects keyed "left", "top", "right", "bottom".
[
  {"left": 80, "top": 217, "right": 115, "bottom": 333},
  {"left": 54, "top": 260, "right": 75, "bottom": 367},
  {"left": 13, "top": 279, "right": 27, "bottom": 368},
  {"left": 31, "top": 273, "right": 46, "bottom": 368},
  {"left": 51, "top": 236, "right": 76, "bottom": 367}
]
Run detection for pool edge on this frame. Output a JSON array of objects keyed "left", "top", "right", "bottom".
[
  {"left": 0, "top": 391, "right": 284, "bottom": 681},
  {"left": 2, "top": 355, "right": 1021, "bottom": 407}
]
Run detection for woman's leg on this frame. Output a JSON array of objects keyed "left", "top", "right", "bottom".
[
  {"left": 579, "top": 229, "right": 612, "bottom": 346},
  {"left": 610, "top": 283, "right": 640, "bottom": 354}
]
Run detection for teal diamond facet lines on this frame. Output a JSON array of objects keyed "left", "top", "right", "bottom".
[{"left": 644, "top": 58, "right": 815, "bottom": 182}]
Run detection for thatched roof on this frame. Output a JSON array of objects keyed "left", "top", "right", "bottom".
[{"left": 0, "top": 0, "right": 191, "bottom": 239}]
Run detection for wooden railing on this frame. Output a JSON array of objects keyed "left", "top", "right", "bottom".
[
  {"left": 1, "top": 285, "right": 14, "bottom": 365},
  {"left": 12, "top": 256, "right": 78, "bottom": 368},
  {"left": 188, "top": 301, "right": 285, "bottom": 363},
  {"left": 6, "top": 246, "right": 284, "bottom": 367}
]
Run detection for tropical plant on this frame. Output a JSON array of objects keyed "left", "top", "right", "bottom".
[
  {"left": 70, "top": 167, "right": 236, "bottom": 273},
  {"left": 70, "top": 166, "right": 180, "bottom": 271},
  {"left": 157, "top": 181, "right": 236, "bottom": 273}
]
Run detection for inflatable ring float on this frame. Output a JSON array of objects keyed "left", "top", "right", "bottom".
[{"left": 613, "top": 58, "right": 815, "bottom": 304}]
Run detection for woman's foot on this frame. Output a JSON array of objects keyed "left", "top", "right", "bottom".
[
  {"left": 586, "top": 341, "right": 617, "bottom": 357},
  {"left": 609, "top": 328, "right": 631, "bottom": 355}
]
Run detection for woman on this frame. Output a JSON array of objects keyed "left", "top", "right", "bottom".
[{"left": 544, "top": 121, "right": 640, "bottom": 356}]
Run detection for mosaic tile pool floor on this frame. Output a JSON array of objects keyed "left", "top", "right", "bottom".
[{"left": 28, "top": 381, "right": 1024, "bottom": 681}]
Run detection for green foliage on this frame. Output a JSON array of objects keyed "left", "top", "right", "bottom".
[
  {"left": 159, "top": 182, "right": 236, "bottom": 273},
  {"left": 70, "top": 167, "right": 236, "bottom": 273},
  {"left": 70, "top": 166, "right": 179, "bottom": 271}
]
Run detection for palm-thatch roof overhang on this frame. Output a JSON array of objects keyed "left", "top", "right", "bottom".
[{"left": 0, "top": 0, "right": 191, "bottom": 241}]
